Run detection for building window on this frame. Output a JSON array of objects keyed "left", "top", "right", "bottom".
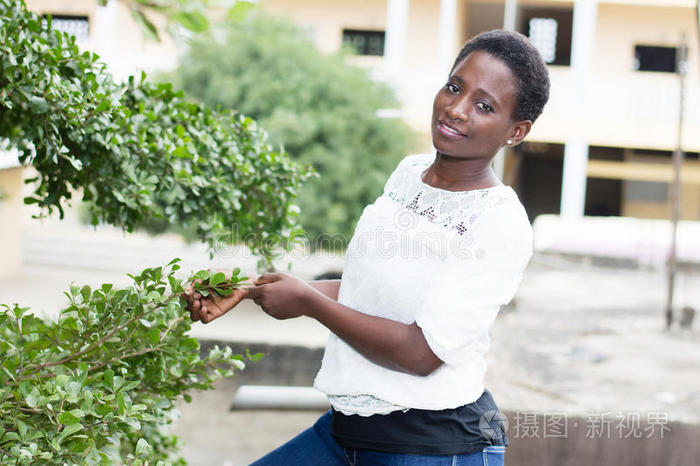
[
  {"left": 342, "top": 29, "right": 385, "bottom": 56},
  {"left": 634, "top": 45, "right": 677, "bottom": 73},
  {"left": 528, "top": 18, "right": 558, "bottom": 63},
  {"left": 624, "top": 180, "right": 668, "bottom": 203},
  {"left": 45, "top": 15, "right": 89, "bottom": 42},
  {"left": 518, "top": 7, "right": 573, "bottom": 66}
]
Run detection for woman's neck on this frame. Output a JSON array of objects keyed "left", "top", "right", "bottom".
[{"left": 423, "top": 152, "right": 502, "bottom": 191}]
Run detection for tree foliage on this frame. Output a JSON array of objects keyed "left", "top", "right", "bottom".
[
  {"left": 170, "top": 14, "right": 415, "bottom": 250},
  {"left": 0, "top": 0, "right": 314, "bottom": 268},
  {"left": 106, "top": 0, "right": 257, "bottom": 41},
  {"left": 0, "top": 1, "right": 315, "bottom": 462},
  {"left": 0, "top": 259, "right": 260, "bottom": 464}
]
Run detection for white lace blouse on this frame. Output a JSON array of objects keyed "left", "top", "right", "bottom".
[{"left": 312, "top": 153, "right": 533, "bottom": 416}]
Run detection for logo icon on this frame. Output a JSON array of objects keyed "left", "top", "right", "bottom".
[{"left": 479, "top": 409, "right": 509, "bottom": 440}]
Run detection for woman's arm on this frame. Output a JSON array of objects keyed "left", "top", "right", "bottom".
[
  {"left": 306, "top": 279, "right": 341, "bottom": 301},
  {"left": 308, "top": 295, "right": 443, "bottom": 376},
  {"left": 247, "top": 274, "right": 444, "bottom": 376}
]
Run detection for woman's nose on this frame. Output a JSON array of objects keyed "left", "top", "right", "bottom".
[{"left": 445, "top": 97, "right": 469, "bottom": 121}]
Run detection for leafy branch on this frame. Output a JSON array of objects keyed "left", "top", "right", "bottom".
[
  {"left": 0, "top": 258, "right": 261, "bottom": 464},
  {"left": 0, "top": 0, "right": 316, "bottom": 272}
]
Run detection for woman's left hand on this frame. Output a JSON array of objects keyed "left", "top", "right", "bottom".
[{"left": 247, "top": 273, "right": 317, "bottom": 320}]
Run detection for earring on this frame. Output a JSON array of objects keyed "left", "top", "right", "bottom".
[{"left": 507, "top": 139, "right": 513, "bottom": 145}]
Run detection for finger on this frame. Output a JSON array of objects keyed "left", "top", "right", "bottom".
[
  {"left": 189, "top": 298, "right": 201, "bottom": 322},
  {"left": 189, "top": 308, "right": 199, "bottom": 322},
  {"left": 246, "top": 285, "right": 263, "bottom": 299},
  {"left": 254, "top": 273, "right": 280, "bottom": 286},
  {"left": 183, "top": 291, "right": 194, "bottom": 309},
  {"left": 201, "top": 302, "right": 217, "bottom": 324}
]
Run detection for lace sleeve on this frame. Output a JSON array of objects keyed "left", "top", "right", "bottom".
[{"left": 414, "top": 203, "right": 533, "bottom": 366}]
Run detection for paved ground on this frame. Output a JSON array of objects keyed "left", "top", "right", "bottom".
[
  {"left": 2, "top": 221, "right": 699, "bottom": 465},
  {"left": 166, "top": 255, "right": 700, "bottom": 465}
]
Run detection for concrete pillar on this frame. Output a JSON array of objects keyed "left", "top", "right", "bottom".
[
  {"left": 384, "top": 0, "right": 410, "bottom": 77},
  {"left": 438, "top": 0, "right": 458, "bottom": 76},
  {"left": 560, "top": 140, "right": 589, "bottom": 218},
  {"left": 503, "top": 0, "right": 518, "bottom": 31},
  {"left": 560, "top": 0, "right": 598, "bottom": 218},
  {"left": 94, "top": 0, "right": 116, "bottom": 74}
]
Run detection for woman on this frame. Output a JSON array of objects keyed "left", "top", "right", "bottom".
[{"left": 185, "top": 29, "right": 550, "bottom": 465}]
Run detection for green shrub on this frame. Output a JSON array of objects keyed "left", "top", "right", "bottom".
[
  {"left": 0, "top": 0, "right": 314, "bottom": 269},
  {"left": 170, "top": 14, "right": 415, "bottom": 250},
  {"left": 0, "top": 259, "right": 259, "bottom": 464}
]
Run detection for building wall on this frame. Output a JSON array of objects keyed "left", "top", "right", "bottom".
[
  {"left": 20, "top": 0, "right": 700, "bottom": 224},
  {"left": 524, "top": 2, "right": 700, "bottom": 152},
  {"left": 27, "top": 0, "right": 179, "bottom": 81},
  {"left": 590, "top": 3, "right": 699, "bottom": 151},
  {"left": 260, "top": 0, "right": 387, "bottom": 54}
]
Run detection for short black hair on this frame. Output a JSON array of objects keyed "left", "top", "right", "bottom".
[{"left": 450, "top": 29, "right": 550, "bottom": 123}]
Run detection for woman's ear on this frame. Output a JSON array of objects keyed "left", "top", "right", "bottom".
[{"left": 507, "top": 120, "right": 532, "bottom": 146}]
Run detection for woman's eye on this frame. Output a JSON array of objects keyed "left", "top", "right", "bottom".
[
  {"left": 445, "top": 83, "right": 459, "bottom": 93},
  {"left": 476, "top": 102, "right": 493, "bottom": 113}
]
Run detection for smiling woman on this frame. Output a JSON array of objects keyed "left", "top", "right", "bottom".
[{"left": 185, "top": 29, "right": 550, "bottom": 466}]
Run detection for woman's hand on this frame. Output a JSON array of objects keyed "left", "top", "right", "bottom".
[
  {"left": 183, "top": 284, "right": 249, "bottom": 324},
  {"left": 247, "top": 273, "right": 317, "bottom": 320}
]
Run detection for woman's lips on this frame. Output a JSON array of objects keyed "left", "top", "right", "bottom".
[{"left": 438, "top": 121, "right": 466, "bottom": 138}]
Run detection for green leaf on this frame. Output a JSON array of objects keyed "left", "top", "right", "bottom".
[
  {"left": 210, "top": 272, "right": 226, "bottom": 286},
  {"left": 135, "top": 438, "right": 152, "bottom": 456},
  {"left": 172, "top": 10, "right": 209, "bottom": 33},
  {"left": 116, "top": 392, "right": 126, "bottom": 415},
  {"left": 104, "top": 369, "right": 114, "bottom": 390},
  {"left": 26, "top": 94, "right": 50, "bottom": 113},
  {"left": 227, "top": 1, "right": 256, "bottom": 22},
  {"left": 62, "top": 155, "right": 83, "bottom": 171},
  {"left": 245, "top": 348, "right": 265, "bottom": 362},
  {"left": 56, "top": 423, "right": 83, "bottom": 445},
  {"left": 25, "top": 387, "right": 40, "bottom": 408},
  {"left": 130, "top": 8, "right": 160, "bottom": 41},
  {"left": 17, "top": 420, "right": 27, "bottom": 442},
  {"left": 148, "top": 327, "right": 160, "bottom": 345},
  {"left": 57, "top": 412, "right": 81, "bottom": 426},
  {"left": 120, "top": 380, "right": 140, "bottom": 392}
]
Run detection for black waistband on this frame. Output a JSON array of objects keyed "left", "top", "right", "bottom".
[{"left": 329, "top": 389, "right": 509, "bottom": 455}]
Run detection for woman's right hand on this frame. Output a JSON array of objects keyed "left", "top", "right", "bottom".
[{"left": 183, "top": 285, "right": 249, "bottom": 324}]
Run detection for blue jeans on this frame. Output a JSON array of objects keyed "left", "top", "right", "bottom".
[{"left": 250, "top": 411, "right": 506, "bottom": 466}]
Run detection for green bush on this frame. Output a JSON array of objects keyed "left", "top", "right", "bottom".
[
  {"left": 0, "top": 259, "right": 259, "bottom": 465},
  {"left": 0, "top": 1, "right": 315, "bottom": 463},
  {"left": 0, "top": 0, "right": 314, "bottom": 269},
  {"left": 170, "top": 14, "right": 415, "bottom": 250}
]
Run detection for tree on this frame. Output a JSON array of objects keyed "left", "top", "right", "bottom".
[
  {"left": 0, "top": 0, "right": 312, "bottom": 462},
  {"left": 100, "top": 0, "right": 257, "bottom": 41},
  {"left": 170, "top": 14, "right": 415, "bottom": 250},
  {"left": 0, "top": 0, "right": 314, "bottom": 267}
]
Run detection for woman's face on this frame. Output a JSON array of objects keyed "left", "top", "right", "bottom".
[{"left": 431, "top": 51, "right": 525, "bottom": 160}]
